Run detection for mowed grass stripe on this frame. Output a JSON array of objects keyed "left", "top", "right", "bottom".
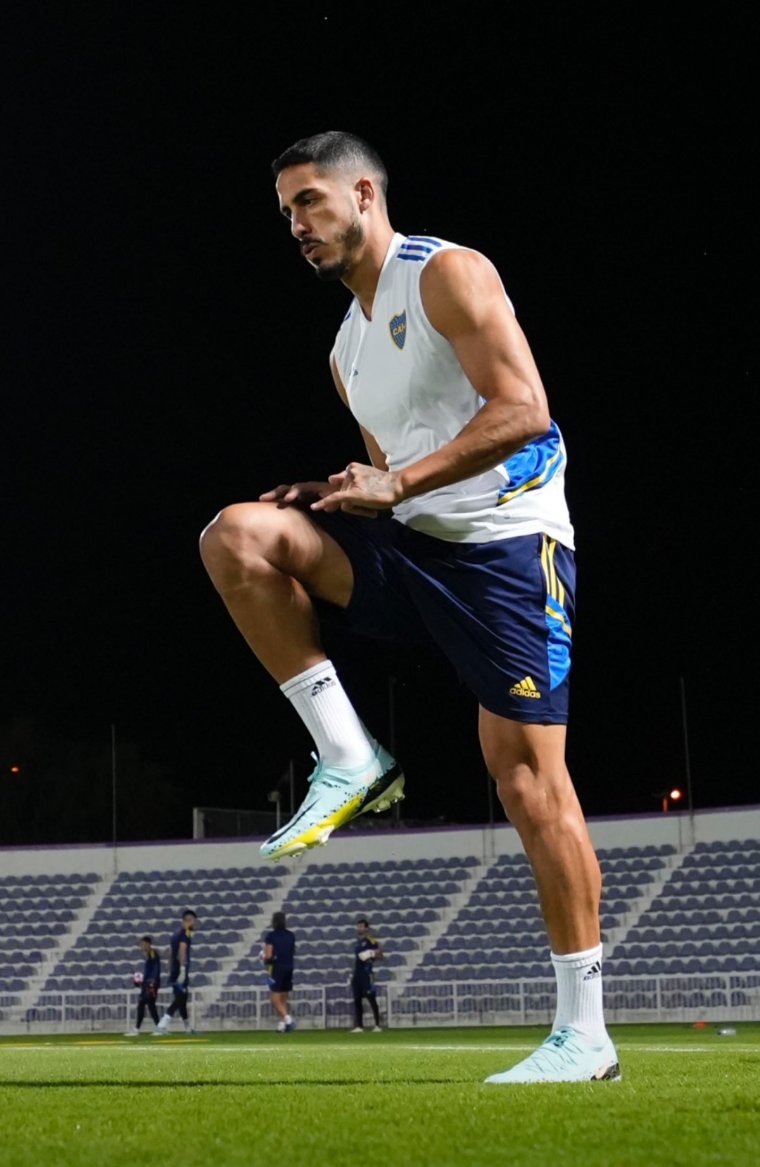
[{"left": 0, "top": 1027, "right": 758, "bottom": 1167}]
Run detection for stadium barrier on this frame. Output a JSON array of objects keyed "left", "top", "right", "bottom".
[{"left": 0, "top": 972, "right": 757, "bottom": 1034}]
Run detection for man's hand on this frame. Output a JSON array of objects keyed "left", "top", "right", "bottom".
[
  {"left": 259, "top": 481, "right": 339, "bottom": 507},
  {"left": 311, "top": 464, "right": 406, "bottom": 517}
]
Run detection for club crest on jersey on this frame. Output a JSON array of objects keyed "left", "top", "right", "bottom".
[{"left": 389, "top": 311, "right": 407, "bottom": 350}]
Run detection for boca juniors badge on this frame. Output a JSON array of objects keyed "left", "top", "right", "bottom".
[{"left": 389, "top": 310, "right": 407, "bottom": 349}]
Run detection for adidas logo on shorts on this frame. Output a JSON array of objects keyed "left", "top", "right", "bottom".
[{"left": 509, "top": 675, "right": 542, "bottom": 699}]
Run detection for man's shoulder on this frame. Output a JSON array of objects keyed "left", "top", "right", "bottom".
[
  {"left": 395, "top": 235, "right": 480, "bottom": 264},
  {"left": 391, "top": 237, "right": 498, "bottom": 304}
]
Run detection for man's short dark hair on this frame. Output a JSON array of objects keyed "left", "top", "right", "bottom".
[
  {"left": 272, "top": 911, "right": 286, "bottom": 930},
  {"left": 271, "top": 130, "right": 388, "bottom": 198},
  {"left": 142, "top": 935, "right": 152, "bottom": 944},
  {"left": 182, "top": 910, "right": 197, "bottom": 920},
  {"left": 356, "top": 917, "right": 369, "bottom": 927}
]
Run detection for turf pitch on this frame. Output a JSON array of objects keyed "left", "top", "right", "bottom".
[{"left": 0, "top": 1023, "right": 758, "bottom": 1166}]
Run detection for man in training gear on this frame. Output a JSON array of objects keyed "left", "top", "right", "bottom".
[
  {"left": 154, "top": 910, "right": 197, "bottom": 1035},
  {"left": 200, "top": 130, "right": 619, "bottom": 1083}
]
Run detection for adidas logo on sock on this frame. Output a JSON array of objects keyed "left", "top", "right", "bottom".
[
  {"left": 311, "top": 677, "right": 336, "bottom": 697},
  {"left": 509, "top": 675, "right": 542, "bottom": 699},
  {"left": 583, "top": 961, "right": 602, "bottom": 981}
]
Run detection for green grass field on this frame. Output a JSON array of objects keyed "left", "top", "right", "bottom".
[{"left": 1, "top": 1024, "right": 758, "bottom": 1166}]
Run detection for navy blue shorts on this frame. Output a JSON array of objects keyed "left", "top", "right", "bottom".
[
  {"left": 311, "top": 512, "right": 575, "bottom": 724},
  {"left": 268, "top": 970, "right": 293, "bottom": 993}
]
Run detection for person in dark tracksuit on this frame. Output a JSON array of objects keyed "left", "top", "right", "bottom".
[
  {"left": 124, "top": 935, "right": 161, "bottom": 1036},
  {"left": 154, "top": 909, "right": 198, "bottom": 1035},
  {"left": 350, "top": 917, "right": 384, "bottom": 1032},
  {"left": 262, "top": 911, "right": 296, "bottom": 1032}
]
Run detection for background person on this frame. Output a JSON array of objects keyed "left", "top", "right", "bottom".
[
  {"left": 124, "top": 934, "right": 161, "bottom": 1036},
  {"left": 262, "top": 910, "right": 296, "bottom": 1033},
  {"left": 350, "top": 917, "right": 383, "bottom": 1032},
  {"left": 154, "top": 909, "right": 198, "bottom": 1035}
]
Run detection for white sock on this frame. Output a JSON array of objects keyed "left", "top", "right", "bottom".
[
  {"left": 551, "top": 943, "right": 607, "bottom": 1045},
  {"left": 158, "top": 1015, "right": 170, "bottom": 1029},
  {"left": 284, "top": 1013, "right": 292, "bottom": 1025},
  {"left": 281, "top": 661, "right": 374, "bottom": 770}
]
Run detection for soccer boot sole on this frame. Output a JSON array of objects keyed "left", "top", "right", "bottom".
[{"left": 355, "top": 763, "right": 406, "bottom": 816}]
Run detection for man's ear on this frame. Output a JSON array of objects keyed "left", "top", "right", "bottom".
[{"left": 356, "top": 177, "right": 375, "bottom": 211}]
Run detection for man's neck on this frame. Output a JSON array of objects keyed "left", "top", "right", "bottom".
[{"left": 343, "top": 224, "right": 396, "bottom": 319}]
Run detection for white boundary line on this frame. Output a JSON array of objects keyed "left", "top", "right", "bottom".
[{"left": 1, "top": 1041, "right": 758, "bottom": 1054}]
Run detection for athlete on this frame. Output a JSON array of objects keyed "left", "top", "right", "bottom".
[
  {"left": 350, "top": 917, "right": 383, "bottom": 1032},
  {"left": 262, "top": 910, "right": 296, "bottom": 1032},
  {"left": 154, "top": 909, "right": 197, "bottom": 1035},
  {"left": 124, "top": 935, "right": 161, "bottom": 1036},
  {"left": 199, "top": 130, "right": 620, "bottom": 1082}
]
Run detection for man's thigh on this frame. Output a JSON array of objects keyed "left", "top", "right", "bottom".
[
  {"left": 204, "top": 500, "right": 355, "bottom": 608},
  {"left": 310, "top": 512, "right": 430, "bottom": 644}
]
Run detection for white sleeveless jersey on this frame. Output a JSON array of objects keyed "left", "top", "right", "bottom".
[{"left": 331, "top": 233, "right": 575, "bottom": 547}]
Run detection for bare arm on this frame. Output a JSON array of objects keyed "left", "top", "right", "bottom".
[
  {"left": 330, "top": 352, "right": 389, "bottom": 472},
  {"left": 319, "top": 354, "right": 389, "bottom": 518},
  {"left": 399, "top": 248, "right": 550, "bottom": 495},
  {"left": 313, "top": 249, "right": 550, "bottom": 514},
  {"left": 175, "top": 940, "right": 188, "bottom": 986},
  {"left": 258, "top": 352, "right": 386, "bottom": 510}
]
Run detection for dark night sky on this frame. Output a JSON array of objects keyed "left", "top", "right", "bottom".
[{"left": 2, "top": 5, "right": 756, "bottom": 841}]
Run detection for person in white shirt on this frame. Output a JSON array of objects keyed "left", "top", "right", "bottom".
[{"left": 199, "top": 130, "right": 619, "bottom": 1084}]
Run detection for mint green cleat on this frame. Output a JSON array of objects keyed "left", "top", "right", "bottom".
[
  {"left": 484, "top": 1027, "right": 621, "bottom": 1084},
  {"left": 260, "top": 745, "right": 404, "bottom": 860}
]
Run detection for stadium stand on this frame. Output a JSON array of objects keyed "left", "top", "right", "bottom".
[{"left": 1, "top": 813, "right": 758, "bottom": 1031}]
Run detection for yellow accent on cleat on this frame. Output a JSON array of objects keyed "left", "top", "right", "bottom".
[{"left": 260, "top": 747, "right": 404, "bottom": 860}]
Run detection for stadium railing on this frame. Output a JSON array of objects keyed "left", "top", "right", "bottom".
[{"left": 0, "top": 971, "right": 757, "bottom": 1034}]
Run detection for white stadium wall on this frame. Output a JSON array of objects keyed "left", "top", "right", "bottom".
[{"left": 1, "top": 803, "right": 759, "bottom": 878}]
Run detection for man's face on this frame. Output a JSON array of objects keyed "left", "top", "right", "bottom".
[
  {"left": 141, "top": 939, "right": 151, "bottom": 955},
  {"left": 356, "top": 921, "right": 368, "bottom": 938},
  {"left": 276, "top": 162, "right": 366, "bottom": 282},
  {"left": 183, "top": 915, "right": 197, "bottom": 933}
]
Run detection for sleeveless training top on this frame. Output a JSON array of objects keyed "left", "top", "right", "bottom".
[{"left": 331, "top": 233, "right": 574, "bottom": 547}]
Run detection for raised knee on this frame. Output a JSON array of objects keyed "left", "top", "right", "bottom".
[
  {"left": 199, "top": 503, "right": 267, "bottom": 574},
  {"left": 200, "top": 503, "right": 245, "bottom": 549}
]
